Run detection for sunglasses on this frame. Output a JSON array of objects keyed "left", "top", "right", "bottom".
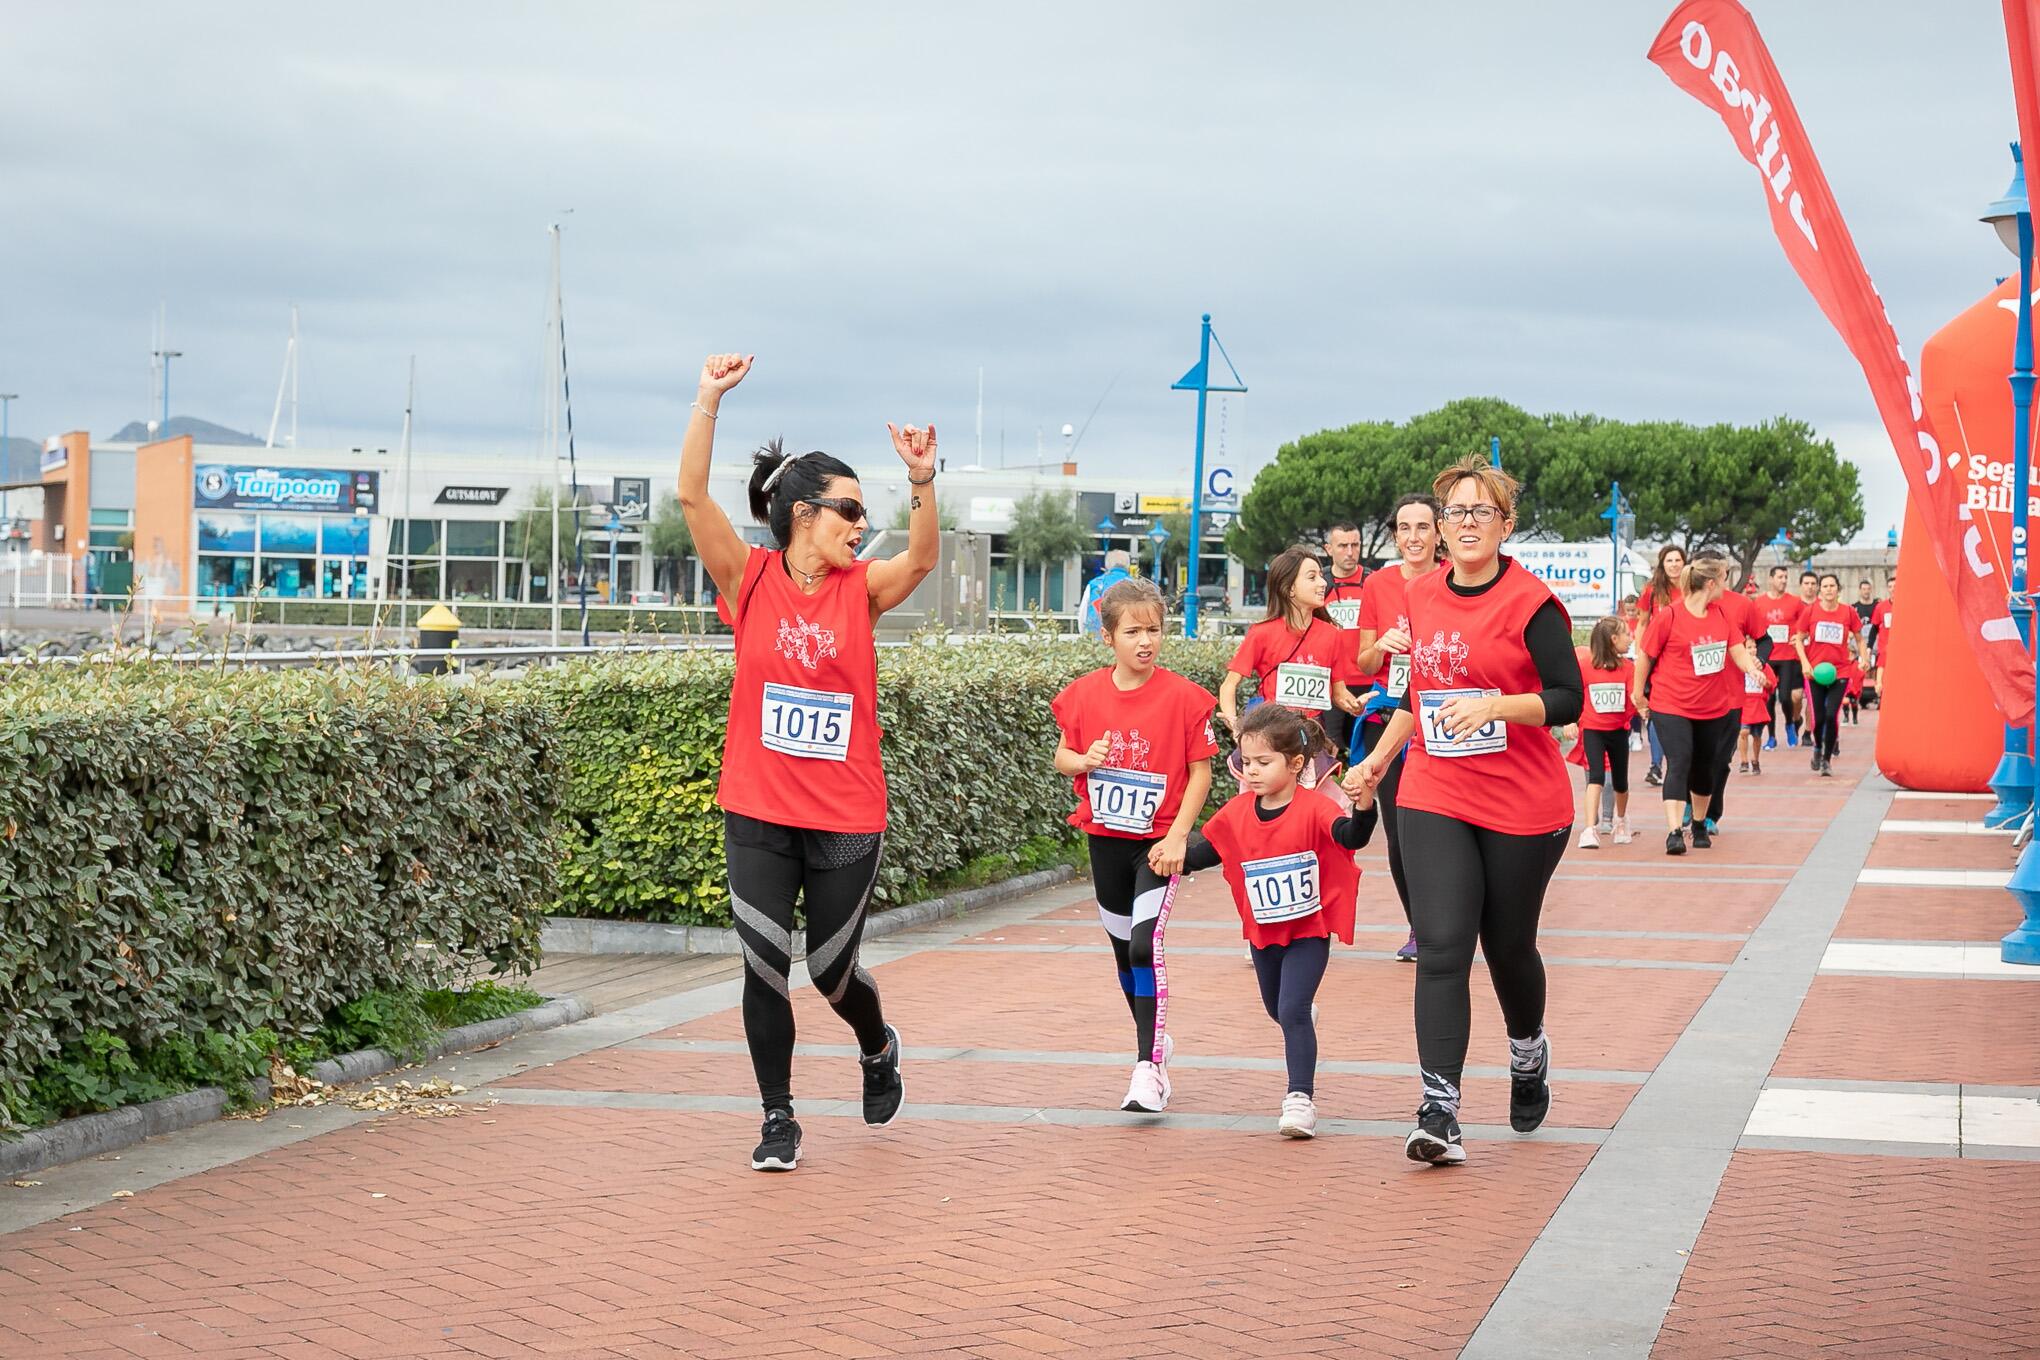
[{"left": 802, "top": 496, "right": 867, "bottom": 525}]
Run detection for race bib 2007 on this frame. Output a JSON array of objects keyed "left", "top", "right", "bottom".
[
  {"left": 1419, "top": 687, "right": 1506, "bottom": 757},
  {"left": 1813, "top": 620, "right": 1845, "bottom": 646},
  {"left": 1589, "top": 681, "right": 1626, "bottom": 715},
  {"left": 1242, "top": 851, "right": 1321, "bottom": 925},
  {"left": 760, "top": 682, "right": 854, "bottom": 761},
  {"left": 1089, "top": 767, "right": 1167, "bottom": 835},
  {"left": 1385, "top": 653, "right": 1411, "bottom": 700},
  {"left": 1766, "top": 623, "right": 1790, "bottom": 644},
  {"left": 1274, "top": 663, "right": 1332, "bottom": 711},
  {"left": 1692, "top": 641, "right": 1727, "bottom": 677},
  {"left": 1327, "top": 600, "right": 1362, "bottom": 630}
]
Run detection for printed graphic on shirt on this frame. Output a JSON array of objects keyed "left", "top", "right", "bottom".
[
  {"left": 1413, "top": 629, "right": 1471, "bottom": 687},
  {"left": 776, "top": 614, "right": 838, "bottom": 671},
  {"left": 1098, "top": 728, "right": 1154, "bottom": 770}
]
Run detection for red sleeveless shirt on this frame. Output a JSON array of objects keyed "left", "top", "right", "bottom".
[
  {"left": 1396, "top": 557, "right": 1574, "bottom": 837},
  {"left": 717, "top": 548, "right": 888, "bottom": 833},
  {"left": 1198, "top": 788, "right": 1359, "bottom": 949}
]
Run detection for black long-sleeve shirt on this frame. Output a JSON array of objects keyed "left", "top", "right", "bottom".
[{"left": 1396, "top": 568, "right": 1583, "bottom": 727}]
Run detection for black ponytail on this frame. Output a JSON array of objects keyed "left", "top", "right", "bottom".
[
  {"left": 1238, "top": 703, "right": 1337, "bottom": 766},
  {"left": 746, "top": 438, "right": 859, "bottom": 549}
]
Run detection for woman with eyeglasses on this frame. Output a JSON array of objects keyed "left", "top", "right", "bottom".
[
  {"left": 678, "top": 352, "right": 940, "bottom": 1172},
  {"left": 1346, "top": 456, "right": 1580, "bottom": 1166}
]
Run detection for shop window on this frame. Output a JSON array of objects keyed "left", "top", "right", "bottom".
[
  {"left": 321, "top": 518, "right": 371, "bottom": 557},
  {"left": 260, "top": 557, "right": 317, "bottom": 598},
  {"left": 445, "top": 520, "right": 501, "bottom": 558},
  {"left": 198, "top": 515, "right": 257, "bottom": 553},
  {"left": 259, "top": 517, "right": 319, "bottom": 555},
  {"left": 388, "top": 519, "right": 442, "bottom": 555},
  {"left": 89, "top": 509, "right": 132, "bottom": 528},
  {"left": 199, "top": 555, "right": 253, "bottom": 597},
  {"left": 320, "top": 559, "right": 370, "bottom": 599},
  {"left": 445, "top": 559, "right": 498, "bottom": 600}
]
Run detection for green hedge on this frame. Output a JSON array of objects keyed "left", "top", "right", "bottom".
[
  {"left": 0, "top": 666, "right": 560, "bottom": 1127},
  {"left": 529, "top": 638, "right": 1241, "bottom": 924}
]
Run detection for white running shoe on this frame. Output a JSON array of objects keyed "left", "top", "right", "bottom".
[
  {"left": 1122, "top": 1060, "right": 1169, "bottom": 1112},
  {"left": 1579, "top": 825, "right": 1601, "bottom": 850},
  {"left": 1612, "top": 816, "right": 1633, "bottom": 846},
  {"left": 1279, "top": 1092, "right": 1318, "bottom": 1139}
]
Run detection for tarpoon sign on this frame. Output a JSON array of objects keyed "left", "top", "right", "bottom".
[
  {"left": 1511, "top": 543, "right": 1651, "bottom": 619},
  {"left": 195, "top": 465, "right": 379, "bottom": 515}
]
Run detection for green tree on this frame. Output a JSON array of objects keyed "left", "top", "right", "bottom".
[
  {"left": 1005, "top": 490, "right": 1088, "bottom": 571},
  {"left": 1655, "top": 417, "right": 1863, "bottom": 581},
  {"left": 508, "top": 488, "right": 586, "bottom": 601},
  {"left": 1226, "top": 421, "right": 1425, "bottom": 565},
  {"left": 888, "top": 497, "right": 958, "bottom": 531},
  {"left": 646, "top": 494, "right": 694, "bottom": 596}
]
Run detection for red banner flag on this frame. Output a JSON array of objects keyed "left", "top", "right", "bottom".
[
  {"left": 2005, "top": 2, "right": 2040, "bottom": 189},
  {"left": 1649, "top": 0, "right": 2034, "bottom": 726}
]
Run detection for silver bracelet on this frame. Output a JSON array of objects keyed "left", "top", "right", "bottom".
[
  {"left": 690, "top": 400, "right": 718, "bottom": 421},
  {"left": 908, "top": 471, "right": 935, "bottom": 486}
]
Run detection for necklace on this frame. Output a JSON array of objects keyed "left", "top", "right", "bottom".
[{"left": 787, "top": 553, "right": 830, "bottom": 589}]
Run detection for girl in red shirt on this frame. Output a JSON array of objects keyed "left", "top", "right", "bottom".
[
  {"left": 679, "top": 352, "right": 939, "bottom": 1173},
  {"left": 1571, "top": 616, "right": 1637, "bottom": 849},
  {"left": 1347, "top": 457, "right": 1582, "bottom": 1167},
  {"left": 1737, "top": 659, "right": 1777, "bottom": 776},
  {"left": 1182, "top": 704, "right": 1376, "bottom": 1139},
  {"left": 1635, "top": 560, "right": 1769, "bottom": 855},
  {"left": 1793, "top": 572, "right": 1863, "bottom": 775},
  {"left": 1052, "top": 578, "right": 1218, "bottom": 1114},
  {"left": 1222, "top": 547, "right": 1363, "bottom": 767}
]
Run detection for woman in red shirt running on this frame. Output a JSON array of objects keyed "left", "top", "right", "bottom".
[
  {"left": 1221, "top": 546, "right": 1363, "bottom": 779},
  {"left": 1637, "top": 544, "right": 1686, "bottom": 787},
  {"left": 1793, "top": 572, "right": 1863, "bottom": 777},
  {"left": 1052, "top": 578, "right": 1217, "bottom": 1114},
  {"left": 1347, "top": 456, "right": 1582, "bottom": 1167},
  {"left": 679, "top": 352, "right": 938, "bottom": 1172},
  {"left": 1634, "top": 559, "right": 1769, "bottom": 855}
]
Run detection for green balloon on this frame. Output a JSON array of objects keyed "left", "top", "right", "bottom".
[{"left": 1812, "top": 661, "right": 1838, "bottom": 686}]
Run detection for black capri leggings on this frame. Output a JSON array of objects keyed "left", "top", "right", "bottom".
[
  {"left": 1086, "top": 834, "right": 1175, "bottom": 1063},
  {"left": 1652, "top": 711, "right": 1737, "bottom": 804},
  {"left": 726, "top": 812, "right": 890, "bottom": 1114},
  {"left": 1399, "top": 807, "right": 1570, "bottom": 1099},
  {"left": 1581, "top": 728, "right": 1630, "bottom": 793},
  {"left": 1809, "top": 678, "right": 1845, "bottom": 759},
  {"left": 1357, "top": 717, "right": 1412, "bottom": 923}
]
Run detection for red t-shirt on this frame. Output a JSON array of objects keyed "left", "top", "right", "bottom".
[
  {"left": 1397, "top": 558, "right": 1575, "bottom": 837},
  {"left": 1353, "top": 563, "right": 1431, "bottom": 692},
  {"left": 1871, "top": 598, "right": 1893, "bottom": 661},
  {"left": 1324, "top": 570, "right": 1367, "bottom": 631},
  {"left": 1739, "top": 662, "right": 1776, "bottom": 725},
  {"left": 717, "top": 548, "right": 887, "bottom": 833},
  {"left": 1575, "top": 646, "right": 1637, "bottom": 732},
  {"left": 1227, "top": 615, "right": 1353, "bottom": 717},
  {"left": 1641, "top": 600, "right": 1745, "bottom": 720},
  {"left": 1052, "top": 666, "right": 1219, "bottom": 841},
  {"left": 1795, "top": 600, "right": 1856, "bottom": 670},
  {"left": 1753, "top": 592, "right": 1798, "bottom": 651},
  {"left": 1198, "top": 788, "right": 1359, "bottom": 948}
]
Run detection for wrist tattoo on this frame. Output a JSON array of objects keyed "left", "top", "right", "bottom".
[{"left": 911, "top": 495, "right": 923, "bottom": 510}]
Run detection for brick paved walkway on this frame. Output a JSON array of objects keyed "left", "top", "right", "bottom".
[{"left": 3, "top": 710, "right": 2036, "bottom": 1357}]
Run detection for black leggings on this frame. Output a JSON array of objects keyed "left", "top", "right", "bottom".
[
  {"left": 1250, "top": 936, "right": 1329, "bottom": 1096},
  {"left": 1809, "top": 679, "right": 1844, "bottom": 758},
  {"left": 1400, "top": 807, "right": 1569, "bottom": 1104},
  {"left": 1087, "top": 834, "right": 1176, "bottom": 1063},
  {"left": 726, "top": 812, "right": 889, "bottom": 1113},
  {"left": 1652, "top": 711, "right": 1736, "bottom": 805},
  {"left": 1581, "top": 728, "right": 1630, "bottom": 793},
  {"left": 1357, "top": 718, "right": 1411, "bottom": 922}
]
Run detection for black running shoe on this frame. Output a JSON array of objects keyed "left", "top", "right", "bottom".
[
  {"left": 1811, "top": 748, "right": 1822, "bottom": 772},
  {"left": 1666, "top": 830, "right": 1686, "bottom": 856},
  {"left": 860, "top": 1023, "right": 904, "bottom": 1126},
  {"left": 1405, "top": 1102, "right": 1466, "bottom": 1165},
  {"left": 1646, "top": 763, "right": 1663, "bottom": 787},
  {"left": 751, "top": 1108, "right": 801, "bottom": 1171},
  {"left": 1690, "top": 821, "right": 1712, "bottom": 850},
  {"left": 1510, "top": 1038, "right": 1551, "bottom": 1133}
]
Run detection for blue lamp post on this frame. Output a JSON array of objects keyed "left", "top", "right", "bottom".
[
  {"left": 1172, "top": 314, "right": 1247, "bottom": 639},
  {"left": 1985, "top": 144, "right": 2035, "bottom": 833},
  {"left": 1490, "top": 435, "right": 1502, "bottom": 469},
  {"left": 1147, "top": 522, "right": 1169, "bottom": 585},
  {"left": 1601, "top": 482, "right": 1631, "bottom": 600}
]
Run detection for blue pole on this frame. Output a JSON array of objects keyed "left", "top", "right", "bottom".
[
  {"left": 1992, "top": 154, "right": 2036, "bottom": 833},
  {"left": 1490, "top": 435, "right": 1501, "bottom": 469},
  {"left": 1610, "top": 481, "right": 1622, "bottom": 604},
  {"left": 2004, "top": 189, "right": 2040, "bottom": 961},
  {"left": 1185, "top": 314, "right": 1212, "bottom": 640},
  {"left": 161, "top": 355, "right": 172, "bottom": 440}
]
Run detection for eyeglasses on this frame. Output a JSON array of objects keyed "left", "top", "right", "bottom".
[
  {"left": 802, "top": 496, "right": 867, "bottom": 524},
  {"left": 1439, "top": 504, "right": 1504, "bottom": 526}
]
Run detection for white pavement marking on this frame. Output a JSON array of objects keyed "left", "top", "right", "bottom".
[
  {"left": 1878, "top": 819, "right": 2017, "bottom": 835},
  {"left": 1742, "top": 1086, "right": 2040, "bottom": 1152},
  {"left": 1820, "top": 941, "right": 2040, "bottom": 979},
  {"left": 1893, "top": 791, "right": 1995, "bottom": 802},
  {"left": 1967, "top": 1095, "right": 2040, "bottom": 1149},
  {"left": 1857, "top": 867, "right": 2013, "bottom": 888}
]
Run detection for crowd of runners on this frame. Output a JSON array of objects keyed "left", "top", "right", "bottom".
[{"left": 676, "top": 353, "right": 1893, "bottom": 1174}]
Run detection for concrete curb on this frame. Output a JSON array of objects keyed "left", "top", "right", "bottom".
[
  {"left": 540, "top": 863, "right": 1080, "bottom": 956},
  {"left": 0, "top": 996, "right": 590, "bottom": 1179}
]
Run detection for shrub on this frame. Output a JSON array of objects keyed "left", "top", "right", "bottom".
[
  {"left": 528, "top": 637, "right": 1240, "bottom": 924},
  {"left": 0, "top": 664, "right": 560, "bottom": 1128}
]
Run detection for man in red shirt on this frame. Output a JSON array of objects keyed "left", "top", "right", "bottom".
[{"left": 1322, "top": 522, "right": 1368, "bottom": 756}]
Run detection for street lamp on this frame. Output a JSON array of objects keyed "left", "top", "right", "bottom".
[{"left": 1982, "top": 145, "right": 2034, "bottom": 832}]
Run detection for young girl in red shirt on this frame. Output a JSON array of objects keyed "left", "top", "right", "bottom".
[
  {"left": 1571, "top": 615, "right": 1636, "bottom": 849},
  {"left": 1052, "top": 578, "right": 1218, "bottom": 1114},
  {"left": 1182, "top": 704, "right": 1376, "bottom": 1139},
  {"left": 1221, "top": 546, "right": 1363, "bottom": 789}
]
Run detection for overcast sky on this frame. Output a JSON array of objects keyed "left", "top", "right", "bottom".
[{"left": 2, "top": 2, "right": 2021, "bottom": 543}]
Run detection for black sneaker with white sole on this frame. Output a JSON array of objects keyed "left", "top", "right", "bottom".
[
  {"left": 1510, "top": 1039, "right": 1551, "bottom": 1133},
  {"left": 1666, "top": 830, "right": 1686, "bottom": 856},
  {"left": 1404, "top": 1102, "right": 1466, "bottom": 1165},
  {"left": 751, "top": 1108, "right": 801, "bottom": 1171},
  {"left": 1690, "top": 820, "right": 1712, "bottom": 850},
  {"left": 860, "top": 1023, "right": 904, "bottom": 1126}
]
